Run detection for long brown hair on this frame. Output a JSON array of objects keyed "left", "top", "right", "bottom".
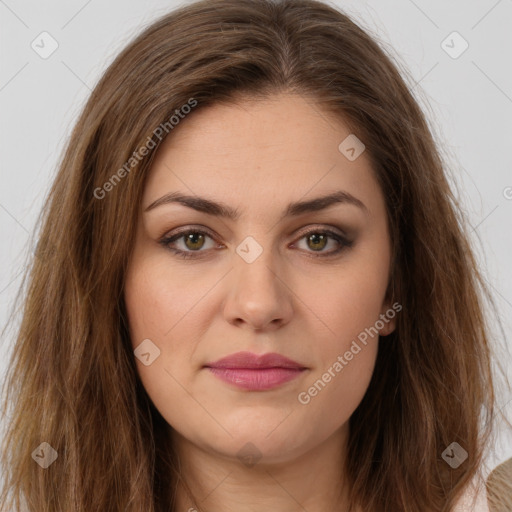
[{"left": 1, "top": 0, "right": 509, "bottom": 510}]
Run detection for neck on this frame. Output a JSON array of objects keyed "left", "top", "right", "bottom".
[{"left": 171, "top": 423, "right": 353, "bottom": 512}]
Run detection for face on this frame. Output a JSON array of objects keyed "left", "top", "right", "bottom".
[{"left": 124, "top": 92, "right": 396, "bottom": 465}]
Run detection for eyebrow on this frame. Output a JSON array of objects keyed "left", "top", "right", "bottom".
[{"left": 144, "top": 190, "right": 369, "bottom": 220}]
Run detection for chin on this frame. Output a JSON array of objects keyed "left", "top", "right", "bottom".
[{"left": 202, "top": 427, "right": 312, "bottom": 466}]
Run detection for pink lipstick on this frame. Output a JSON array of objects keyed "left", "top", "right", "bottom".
[{"left": 204, "top": 351, "right": 307, "bottom": 391}]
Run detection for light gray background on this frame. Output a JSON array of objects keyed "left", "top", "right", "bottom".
[{"left": 1, "top": 0, "right": 511, "bottom": 476}]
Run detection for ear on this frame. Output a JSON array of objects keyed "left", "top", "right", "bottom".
[
  {"left": 378, "top": 280, "right": 400, "bottom": 337},
  {"left": 378, "top": 299, "right": 398, "bottom": 337}
]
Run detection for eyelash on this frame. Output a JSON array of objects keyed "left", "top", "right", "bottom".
[{"left": 158, "top": 226, "right": 353, "bottom": 260}]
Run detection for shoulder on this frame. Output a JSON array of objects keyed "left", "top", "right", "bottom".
[
  {"left": 453, "top": 478, "right": 489, "bottom": 512},
  {"left": 486, "top": 457, "right": 512, "bottom": 512}
]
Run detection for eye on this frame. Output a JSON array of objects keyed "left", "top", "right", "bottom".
[
  {"left": 159, "top": 226, "right": 353, "bottom": 260},
  {"left": 292, "top": 227, "right": 353, "bottom": 258},
  {"left": 159, "top": 227, "right": 221, "bottom": 259}
]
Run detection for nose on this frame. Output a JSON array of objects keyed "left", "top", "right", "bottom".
[{"left": 223, "top": 248, "right": 294, "bottom": 331}]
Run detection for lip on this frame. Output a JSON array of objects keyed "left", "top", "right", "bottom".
[
  {"left": 205, "top": 351, "right": 306, "bottom": 370},
  {"left": 204, "top": 351, "right": 308, "bottom": 391}
]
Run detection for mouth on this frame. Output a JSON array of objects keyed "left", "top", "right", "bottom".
[{"left": 203, "top": 351, "right": 308, "bottom": 391}]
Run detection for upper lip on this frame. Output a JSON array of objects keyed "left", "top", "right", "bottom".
[{"left": 204, "top": 351, "right": 307, "bottom": 370}]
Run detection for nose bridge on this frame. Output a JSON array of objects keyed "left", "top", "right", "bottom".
[{"left": 234, "top": 233, "right": 282, "bottom": 296}]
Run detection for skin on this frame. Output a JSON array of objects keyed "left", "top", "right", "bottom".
[{"left": 124, "top": 92, "right": 396, "bottom": 512}]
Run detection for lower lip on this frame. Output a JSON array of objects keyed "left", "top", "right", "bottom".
[{"left": 205, "top": 367, "right": 305, "bottom": 390}]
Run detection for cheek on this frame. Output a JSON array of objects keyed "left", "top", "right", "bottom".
[
  {"left": 295, "top": 300, "right": 380, "bottom": 435},
  {"left": 123, "top": 256, "right": 211, "bottom": 413},
  {"left": 305, "top": 255, "right": 390, "bottom": 346},
  {"left": 293, "top": 246, "right": 388, "bottom": 420},
  {"left": 124, "top": 251, "right": 209, "bottom": 342}
]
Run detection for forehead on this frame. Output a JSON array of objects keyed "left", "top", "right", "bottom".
[{"left": 142, "top": 93, "right": 383, "bottom": 219}]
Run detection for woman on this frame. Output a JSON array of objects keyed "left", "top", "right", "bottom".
[{"left": 1, "top": 0, "right": 509, "bottom": 510}]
